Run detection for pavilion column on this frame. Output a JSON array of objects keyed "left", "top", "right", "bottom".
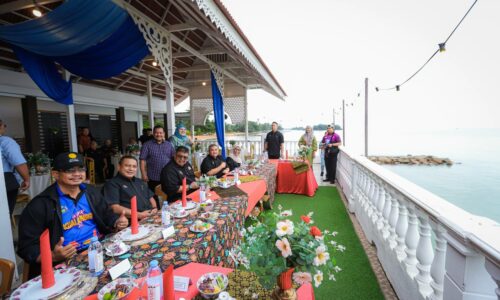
[
  {"left": 190, "top": 97, "right": 195, "bottom": 140},
  {"left": 63, "top": 71, "right": 77, "bottom": 152},
  {"left": 21, "top": 95, "right": 40, "bottom": 153},
  {"left": 165, "top": 84, "right": 175, "bottom": 137},
  {"left": 115, "top": 107, "right": 127, "bottom": 153},
  {"left": 244, "top": 88, "right": 248, "bottom": 143},
  {"left": 146, "top": 74, "right": 154, "bottom": 128},
  {"left": 0, "top": 150, "right": 18, "bottom": 281}
]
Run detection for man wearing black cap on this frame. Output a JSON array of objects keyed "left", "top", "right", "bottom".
[{"left": 17, "top": 152, "right": 129, "bottom": 279}]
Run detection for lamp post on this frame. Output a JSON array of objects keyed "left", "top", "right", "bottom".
[
  {"left": 342, "top": 99, "right": 346, "bottom": 145},
  {"left": 364, "top": 77, "right": 369, "bottom": 157}
]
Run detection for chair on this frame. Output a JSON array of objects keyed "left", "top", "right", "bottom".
[
  {"left": 155, "top": 185, "right": 168, "bottom": 205},
  {"left": 0, "top": 258, "right": 15, "bottom": 296}
]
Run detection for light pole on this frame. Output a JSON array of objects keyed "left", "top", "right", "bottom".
[
  {"left": 364, "top": 77, "right": 369, "bottom": 157},
  {"left": 342, "top": 99, "right": 346, "bottom": 145}
]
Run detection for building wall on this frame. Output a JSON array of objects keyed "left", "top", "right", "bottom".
[{"left": 0, "top": 96, "right": 24, "bottom": 138}]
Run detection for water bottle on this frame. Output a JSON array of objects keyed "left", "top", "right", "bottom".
[
  {"left": 88, "top": 235, "right": 104, "bottom": 277},
  {"left": 234, "top": 168, "right": 239, "bottom": 183},
  {"left": 199, "top": 183, "right": 206, "bottom": 202},
  {"left": 147, "top": 260, "right": 163, "bottom": 300},
  {"left": 161, "top": 201, "right": 171, "bottom": 227}
]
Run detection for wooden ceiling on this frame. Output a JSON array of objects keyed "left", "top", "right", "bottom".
[{"left": 0, "top": 0, "right": 284, "bottom": 104}]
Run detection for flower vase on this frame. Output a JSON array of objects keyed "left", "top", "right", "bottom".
[
  {"left": 272, "top": 268, "right": 297, "bottom": 300},
  {"left": 35, "top": 165, "right": 46, "bottom": 174}
]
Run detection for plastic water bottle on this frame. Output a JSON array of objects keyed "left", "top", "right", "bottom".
[
  {"left": 88, "top": 235, "right": 104, "bottom": 277},
  {"left": 234, "top": 168, "right": 239, "bottom": 183},
  {"left": 199, "top": 183, "right": 206, "bottom": 203},
  {"left": 147, "top": 260, "right": 163, "bottom": 300},
  {"left": 161, "top": 201, "right": 171, "bottom": 227}
]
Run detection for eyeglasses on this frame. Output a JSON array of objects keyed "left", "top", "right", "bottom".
[
  {"left": 62, "top": 167, "right": 87, "bottom": 174},
  {"left": 176, "top": 155, "right": 189, "bottom": 160}
]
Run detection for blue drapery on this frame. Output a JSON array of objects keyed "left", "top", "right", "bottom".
[
  {"left": 13, "top": 45, "right": 73, "bottom": 105},
  {"left": 0, "top": 0, "right": 126, "bottom": 56},
  {"left": 211, "top": 71, "right": 226, "bottom": 158},
  {"left": 9, "top": 15, "right": 148, "bottom": 105},
  {"left": 55, "top": 17, "right": 148, "bottom": 80}
]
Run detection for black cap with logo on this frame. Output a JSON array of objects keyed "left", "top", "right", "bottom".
[{"left": 53, "top": 152, "right": 84, "bottom": 171}]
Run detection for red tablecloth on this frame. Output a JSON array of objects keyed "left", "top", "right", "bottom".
[
  {"left": 85, "top": 263, "right": 314, "bottom": 300},
  {"left": 270, "top": 160, "right": 318, "bottom": 197},
  {"left": 238, "top": 180, "right": 266, "bottom": 216}
]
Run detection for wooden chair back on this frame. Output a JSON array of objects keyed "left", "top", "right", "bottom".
[
  {"left": 155, "top": 185, "right": 168, "bottom": 204},
  {"left": 0, "top": 258, "right": 15, "bottom": 296}
]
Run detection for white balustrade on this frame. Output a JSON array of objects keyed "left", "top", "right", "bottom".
[
  {"left": 404, "top": 203, "right": 420, "bottom": 278},
  {"left": 336, "top": 147, "right": 499, "bottom": 300},
  {"left": 395, "top": 196, "right": 409, "bottom": 261}
]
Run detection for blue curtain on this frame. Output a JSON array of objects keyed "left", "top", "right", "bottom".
[
  {"left": 13, "top": 46, "right": 73, "bottom": 105},
  {"left": 55, "top": 16, "right": 149, "bottom": 80},
  {"left": 0, "top": 0, "right": 126, "bottom": 56},
  {"left": 211, "top": 71, "right": 226, "bottom": 158}
]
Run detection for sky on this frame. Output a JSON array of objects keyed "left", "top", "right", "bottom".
[{"left": 202, "top": 0, "right": 500, "bottom": 133}]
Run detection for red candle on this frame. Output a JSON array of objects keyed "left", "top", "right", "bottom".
[
  {"left": 182, "top": 177, "right": 187, "bottom": 207},
  {"left": 40, "top": 229, "right": 55, "bottom": 289},
  {"left": 131, "top": 196, "right": 139, "bottom": 234},
  {"left": 163, "top": 265, "right": 175, "bottom": 300}
]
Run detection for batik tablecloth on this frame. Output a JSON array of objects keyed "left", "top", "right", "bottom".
[{"left": 68, "top": 195, "right": 247, "bottom": 293}]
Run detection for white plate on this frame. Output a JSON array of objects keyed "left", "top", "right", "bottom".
[
  {"left": 172, "top": 201, "right": 198, "bottom": 210},
  {"left": 118, "top": 225, "right": 151, "bottom": 242},
  {"left": 10, "top": 267, "right": 82, "bottom": 300},
  {"left": 200, "top": 212, "right": 219, "bottom": 220},
  {"left": 97, "top": 278, "right": 134, "bottom": 300},
  {"left": 173, "top": 210, "right": 189, "bottom": 219},
  {"left": 190, "top": 222, "right": 213, "bottom": 233},
  {"left": 105, "top": 242, "right": 130, "bottom": 257}
]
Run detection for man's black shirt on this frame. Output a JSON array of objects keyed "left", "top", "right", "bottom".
[
  {"left": 200, "top": 155, "right": 225, "bottom": 178},
  {"left": 160, "top": 160, "right": 196, "bottom": 202},
  {"left": 103, "top": 173, "right": 154, "bottom": 211},
  {"left": 265, "top": 131, "right": 284, "bottom": 159}
]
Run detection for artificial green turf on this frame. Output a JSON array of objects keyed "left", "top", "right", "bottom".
[{"left": 272, "top": 187, "right": 385, "bottom": 300}]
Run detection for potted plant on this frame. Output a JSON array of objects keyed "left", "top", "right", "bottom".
[
  {"left": 25, "top": 151, "right": 51, "bottom": 174},
  {"left": 232, "top": 207, "right": 344, "bottom": 299},
  {"left": 126, "top": 144, "right": 140, "bottom": 155}
]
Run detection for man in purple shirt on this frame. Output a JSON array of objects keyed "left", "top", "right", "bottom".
[
  {"left": 321, "top": 124, "right": 342, "bottom": 185},
  {"left": 139, "top": 125, "right": 175, "bottom": 196}
]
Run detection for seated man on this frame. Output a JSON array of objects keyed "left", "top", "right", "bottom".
[
  {"left": 17, "top": 152, "right": 128, "bottom": 279},
  {"left": 103, "top": 155, "right": 158, "bottom": 220},
  {"left": 200, "top": 144, "right": 229, "bottom": 178},
  {"left": 160, "top": 146, "right": 199, "bottom": 203}
]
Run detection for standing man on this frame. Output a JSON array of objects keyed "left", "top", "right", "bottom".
[
  {"left": 103, "top": 155, "right": 158, "bottom": 220},
  {"left": 160, "top": 146, "right": 199, "bottom": 203},
  {"left": 17, "top": 152, "right": 128, "bottom": 279},
  {"left": 138, "top": 128, "right": 153, "bottom": 146},
  {"left": 264, "top": 121, "right": 284, "bottom": 159},
  {"left": 139, "top": 125, "right": 175, "bottom": 193},
  {"left": 321, "top": 125, "right": 342, "bottom": 184},
  {"left": 0, "top": 119, "right": 30, "bottom": 217}
]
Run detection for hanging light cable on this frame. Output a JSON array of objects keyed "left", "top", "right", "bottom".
[{"left": 374, "top": 0, "right": 479, "bottom": 92}]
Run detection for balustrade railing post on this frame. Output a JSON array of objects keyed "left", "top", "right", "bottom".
[
  {"left": 404, "top": 203, "right": 419, "bottom": 277},
  {"left": 382, "top": 188, "right": 392, "bottom": 240},
  {"left": 388, "top": 191, "right": 399, "bottom": 249},
  {"left": 376, "top": 183, "right": 386, "bottom": 232},
  {"left": 416, "top": 214, "right": 434, "bottom": 297},
  {"left": 430, "top": 224, "right": 447, "bottom": 300},
  {"left": 395, "top": 196, "right": 408, "bottom": 261},
  {"left": 369, "top": 180, "right": 380, "bottom": 223},
  {"left": 484, "top": 259, "right": 500, "bottom": 300},
  {"left": 348, "top": 162, "right": 358, "bottom": 213}
]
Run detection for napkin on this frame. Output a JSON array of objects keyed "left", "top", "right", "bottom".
[
  {"left": 131, "top": 196, "right": 139, "bottom": 234},
  {"left": 181, "top": 177, "right": 187, "bottom": 207},
  {"left": 163, "top": 264, "right": 175, "bottom": 300},
  {"left": 40, "top": 229, "right": 55, "bottom": 289}
]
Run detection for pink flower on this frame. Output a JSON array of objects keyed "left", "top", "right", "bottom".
[
  {"left": 293, "top": 272, "right": 312, "bottom": 285},
  {"left": 275, "top": 238, "right": 292, "bottom": 258}
]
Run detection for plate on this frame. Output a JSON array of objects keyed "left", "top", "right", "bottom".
[
  {"left": 190, "top": 221, "right": 213, "bottom": 233},
  {"left": 118, "top": 225, "right": 151, "bottom": 242},
  {"left": 200, "top": 212, "right": 219, "bottom": 220},
  {"left": 105, "top": 242, "right": 130, "bottom": 257},
  {"left": 10, "top": 267, "right": 82, "bottom": 300},
  {"left": 172, "top": 200, "right": 198, "bottom": 211},
  {"left": 97, "top": 278, "right": 134, "bottom": 300},
  {"left": 173, "top": 210, "right": 189, "bottom": 219},
  {"left": 197, "top": 272, "right": 228, "bottom": 299}
]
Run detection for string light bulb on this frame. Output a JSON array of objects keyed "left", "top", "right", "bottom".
[
  {"left": 152, "top": 61, "right": 158, "bottom": 67},
  {"left": 396, "top": 85, "right": 400, "bottom": 91},
  {"left": 32, "top": 8, "right": 42, "bottom": 17},
  {"left": 438, "top": 43, "right": 446, "bottom": 52},
  {"left": 202, "top": 82, "right": 206, "bottom": 86}
]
